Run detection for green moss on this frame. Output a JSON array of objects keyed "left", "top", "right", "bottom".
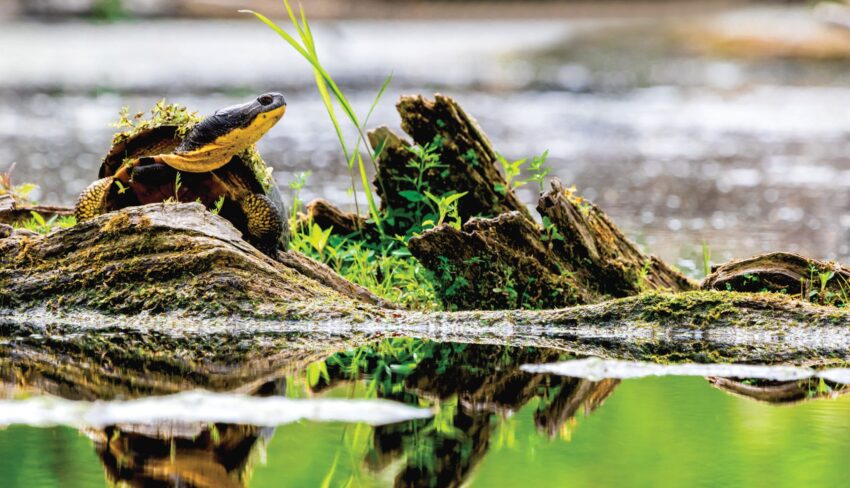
[{"left": 111, "top": 99, "right": 201, "bottom": 146}]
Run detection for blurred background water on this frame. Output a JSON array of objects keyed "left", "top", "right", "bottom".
[{"left": 4, "top": 0, "right": 850, "bottom": 272}]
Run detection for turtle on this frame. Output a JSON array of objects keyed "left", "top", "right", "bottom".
[{"left": 74, "top": 92, "right": 290, "bottom": 256}]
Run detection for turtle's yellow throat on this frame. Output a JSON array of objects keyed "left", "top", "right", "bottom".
[{"left": 159, "top": 106, "right": 286, "bottom": 173}]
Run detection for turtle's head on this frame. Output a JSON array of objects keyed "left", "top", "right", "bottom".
[{"left": 177, "top": 92, "right": 287, "bottom": 154}]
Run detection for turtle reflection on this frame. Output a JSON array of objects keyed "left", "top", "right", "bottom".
[
  {"left": 309, "top": 341, "right": 620, "bottom": 488},
  {"left": 88, "top": 422, "right": 271, "bottom": 488}
]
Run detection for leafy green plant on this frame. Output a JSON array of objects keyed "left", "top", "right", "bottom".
[
  {"left": 702, "top": 241, "right": 712, "bottom": 278},
  {"left": 288, "top": 173, "right": 439, "bottom": 309},
  {"left": 18, "top": 211, "right": 76, "bottom": 234},
  {"left": 495, "top": 154, "right": 526, "bottom": 195},
  {"left": 424, "top": 191, "right": 466, "bottom": 230},
  {"left": 495, "top": 150, "right": 552, "bottom": 194},
  {"left": 210, "top": 195, "right": 225, "bottom": 215}
]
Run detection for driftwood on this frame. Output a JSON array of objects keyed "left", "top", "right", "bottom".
[
  {"left": 408, "top": 179, "right": 695, "bottom": 310},
  {"left": 0, "top": 202, "right": 385, "bottom": 316},
  {"left": 2, "top": 203, "right": 850, "bottom": 367},
  {"left": 702, "top": 252, "right": 850, "bottom": 306}
]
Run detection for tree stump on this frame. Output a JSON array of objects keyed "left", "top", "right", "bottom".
[{"left": 409, "top": 179, "right": 695, "bottom": 310}]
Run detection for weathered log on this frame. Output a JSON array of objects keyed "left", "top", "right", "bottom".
[
  {"left": 303, "top": 94, "right": 533, "bottom": 240},
  {"left": 370, "top": 94, "right": 531, "bottom": 222},
  {"left": 0, "top": 202, "right": 385, "bottom": 316},
  {"left": 409, "top": 179, "right": 695, "bottom": 310},
  {"left": 408, "top": 212, "right": 593, "bottom": 310},
  {"left": 0, "top": 194, "right": 74, "bottom": 225},
  {"left": 538, "top": 179, "right": 695, "bottom": 296},
  {"left": 301, "top": 198, "right": 374, "bottom": 238},
  {"left": 3, "top": 203, "right": 850, "bottom": 365},
  {"left": 702, "top": 252, "right": 850, "bottom": 306}
]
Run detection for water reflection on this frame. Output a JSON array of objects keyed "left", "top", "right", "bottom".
[
  {"left": 0, "top": 339, "right": 847, "bottom": 487},
  {"left": 89, "top": 423, "right": 270, "bottom": 488},
  {"left": 307, "top": 342, "right": 619, "bottom": 486}
]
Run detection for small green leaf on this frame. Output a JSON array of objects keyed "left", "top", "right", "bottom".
[{"left": 399, "top": 190, "right": 424, "bottom": 203}]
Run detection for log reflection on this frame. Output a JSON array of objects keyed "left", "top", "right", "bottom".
[{"left": 312, "top": 342, "right": 619, "bottom": 487}]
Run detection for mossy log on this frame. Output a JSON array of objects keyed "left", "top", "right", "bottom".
[
  {"left": 373, "top": 94, "right": 531, "bottom": 222},
  {"left": 305, "top": 95, "right": 693, "bottom": 310},
  {"left": 408, "top": 179, "right": 695, "bottom": 310},
  {"left": 702, "top": 251, "right": 850, "bottom": 306},
  {"left": 3, "top": 202, "right": 850, "bottom": 368},
  {"left": 0, "top": 202, "right": 386, "bottom": 316}
]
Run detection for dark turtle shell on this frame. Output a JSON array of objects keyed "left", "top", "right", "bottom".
[{"left": 100, "top": 125, "right": 289, "bottom": 248}]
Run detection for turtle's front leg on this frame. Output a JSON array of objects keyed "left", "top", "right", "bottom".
[
  {"left": 239, "top": 193, "right": 283, "bottom": 257},
  {"left": 74, "top": 177, "right": 113, "bottom": 222}
]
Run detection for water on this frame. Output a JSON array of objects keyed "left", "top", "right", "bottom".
[{"left": 0, "top": 339, "right": 849, "bottom": 487}]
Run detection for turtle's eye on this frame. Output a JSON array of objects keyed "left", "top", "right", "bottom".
[{"left": 258, "top": 94, "right": 274, "bottom": 106}]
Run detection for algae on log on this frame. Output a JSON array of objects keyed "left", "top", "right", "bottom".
[
  {"left": 702, "top": 251, "right": 850, "bottom": 306},
  {"left": 0, "top": 202, "right": 386, "bottom": 317},
  {"left": 4, "top": 289, "right": 850, "bottom": 368},
  {"left": 3, "top": 201, "right": 850, "bottom": 366},
  {"left": 408, "top": 179, "right": 695, "bottom": 310}
]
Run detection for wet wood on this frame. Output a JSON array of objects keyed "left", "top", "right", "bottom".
[
  {"left": 408, "top": 179, "right": 695, "bottom": 310},
  {"left": 0, "top": 202, "right": 385, "bottom": 315},
  {"left": 702, "top": 251, "right": 850, "bottom": 305}
]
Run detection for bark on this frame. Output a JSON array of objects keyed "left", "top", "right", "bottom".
[
  {"left": 303, "top": 94, "right": 532, "bottom": 240},
  {"left": 0, "top": 202, "right": 385, "bottom": 316},
  {"left": 408, "top": 179, "right": 695, "bottom": 310},
  {"left": 702, "top": 251, "right": 850, "bottom": 306},
  {"left": 301, "top": 198, "right": 373, "bottom": 238},
  {"left": 311, "top": 95, "right": 693, "bottom": 310},
  {"left": 372, "top": 94, "right": 531, "bottom": 222}
]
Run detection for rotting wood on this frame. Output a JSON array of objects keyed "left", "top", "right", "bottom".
[
  {"left": 702, "top": 251, "right": 850, "bottom": 306},
  {"left": 373, "top": 94, "right": 531, "bottom": 222},
  {"left": 0, "top": 202, "right": 386, "bottom": 316},
  {"left": 408, "top": 179, "right": 695, "bottom": 310}
]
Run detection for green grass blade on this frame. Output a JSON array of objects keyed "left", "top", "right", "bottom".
[
  {"left": 358, "top": 154, "right": 383, "bottom": 231},
  {"left": 364, "top": 72, "right": 393, "bottom": 129}
]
